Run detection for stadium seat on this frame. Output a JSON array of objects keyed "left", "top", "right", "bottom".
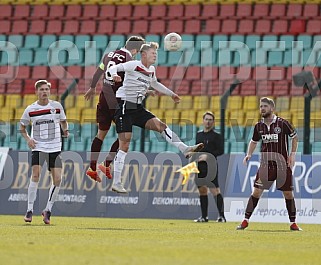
[
  {"left": 190, "top": 80, "right": 208, "bottom": 96},
  {"left": 173, "top": 80, "right": 190, "bottom": 95},
  {"left": 193, "top": 95, "right": 209, "bottom": 110},
  {"left": 65, "top": 5, "right": 82, "bottom": 18},
  {"left": 219, "top": 4, "right": 235, "bottom": 17},
  {"left": 240, "top": 80, "right": 256, "bottom": 95},
  {"left": 80, "top": 20, "right": 97, "bottom": 34},
  {"left": 31, "top": 66, "right": 48, "bottom": 79},
  {"left": 184, "top": 20, "right": 201, "bottom": 34},
  {"left": 11, "top": 20, "right": 28, "bottom": 34},
  {"left": 238, "top": 20, "right": 254, "bottom": 34},
  {"left": 203, "top": 19, "right": 221, "bottom": 34},
  {"left": 270, "top": 4, "right": 286, "bottom": 18},
  {"left": 99, "top": 5, "right": 116, "bottom": 19},
  {"left": 167, "top": 20, "right": 184, "bottom": 34},
  {"left": 0, "top": 21, "right": 10, "bottom": 34},
  {"left": 306, "top": 20, "right": 321, "bottom": 34},
  {"left": 184, "top": 4, "right": 200, "bottom": 19},
  {"left": 97, "top": 20, "right": 114, "bottom": 34},
  {"left": 201, "top": 4, "right": 218, "bottom": 19},
  {"left": 115, "top": 20, "right": 132, "bottom": 34},
  {"left": 48, "top": 5, "right": 65, "bottom": 19},
  {"left": 149, "top": 5, "right": 166, "bottom": 19},
  {"left": 185, "top": 66, "right": 201, "bottom": 81},
  {"left": 159, "top": 95, "right": 176, "bottom": 110},
  {"left": 13, "top": 5, "right": 30, "bottom": 19},
  {"left": 132, "top": 5, "right": 149, "bottom": 19},
  {"left": 29, "top": 20, "right": 46, "bottom": 34},
  {"left": 255, "top": 20, "right": 271, "bottom": 35},
  {"left": 149, "top": 20, "right": 165, "bottom": 34},
  {"left": 303, "top": 4, "right": 319, "bottom": 18},
  {"left": 115, "top": 5, "right": 132, "bottom": 19},
  {"left": 273, "top": 80, "right": 290, "bottom": 96},
  {"left": 167, "top": 4, "right": 184, "bottom": 19},
  {"left": 47, "top": 20, "right": 63, "bottom": 34},
  {"left": 272, "top": 20, "right": 289, "bottom": 35},
  {"left": 176, "top": 95, "right": 193, "bottom": 110},
  {"left": 63, "top": 20, "right": 80, "bottom": 34},
  {"left": 236, "top": 4, "right": 252, "bottom": 17},
  {"left": 32, "top": 5, "right": 49, "bottom": 19},
  {"left": 289, "top": 20, "right": 306, "bottom": 35},
  {"left": 275, "top": 96, "right": 290, "bottom": 111},
  {"left": 252, "top": 4, "right": 269, "bottom": 18},
  {"left": 16, "top": 66, "right": 31, "bottom": 79},
  {"left": 155, "top": 66, "right": 168, "bottom": 80},
  {"left": 82, "top": 4, "right": 99, "bottom": 19},
  {"left": 132, "top": 20, "right": 149, "bottom": 34},
  {"left": 0, "top": 5, "right": 12, "bottom": 19},
  {"left": 180, "top": 110, "right": 196, "bottom": 125},
  {"left": 195, "top": 35, "right": 211, "bottom": 50},
  {"left": 286, "top": 4, "right": 303, "bottom": 18}
]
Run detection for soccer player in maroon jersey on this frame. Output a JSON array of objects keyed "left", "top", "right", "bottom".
[
  {"left": 84, "top": 36, "right": 145, "bottom": 183},
  {"left": 237, "top": 97, "right": 302, "bottom": 231}
]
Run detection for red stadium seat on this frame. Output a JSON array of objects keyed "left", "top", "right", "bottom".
[
  {"left": 240, "top": 80, "right": 256, "bottom": 95},
  {"left": 65, "top": 5, "right": 82, "bottom": 18},
  {"left": 80, "top": 20, "right": 96, "bottom": 34},
  {"left": 269, "top": 66, "right": 285, "bottom": 80},
  {"left": 270, "top": 4, "right": 286, "bottom": 18},
  {"left": 173, "top": 80, "right": 190, "bottom": 95},
  {"left": 184, "top": 20, "right": 201, "bottom": 34},
  {"left": 11, "top": 20, "right": 28, "bottom": 34},
  {"left": 132, "top": 5, "right": 149, "bottom": 19},
  {"left": 83, "top": 66, "right": 97, "bottom": 79},
  {"left": 257, "top": 81, "right": 273, "bottom": 95},
  {"left": 208, "top": 80, "right": 222, "bottom": 95},
  {"left": 286, "top": 4, "right": 303, "bottom": 18},
  {"left": 306, "top": 20, "right": 321, "bottom": 34},
  {"left": 169, "top": 66, "right": 186, "bottom": 81},
  {"left": 190, "top": 80, "right": 208, "bottom": 95},
  {"left": 32, "top": 66, "right": 48, "bottom": 79},
  {"left": 236, "top": 4, "right": 252, "bottom": 17},
  {"left": 185, "top": 66, "right": 201, "bottom": 81},
  {"left": 0, "top": 5, "right": 12, "bottom": 19},
  {"left": 96, "top": 20, "right": 114, "bottom": 34},
  {"left": 115, "top": 5, "right": 132, "bottom": 19},
  {"left": 303, "top": 4, "right": 319, "bottom": 18},
  {"left": 202, "top": 66, "right": 219, "bottom": 81},
  {"left": 166, "top": 20, "right": 184, "bottom": 34},
  {"left": 167, "top": 5, "right": 184, "bottom": 19},
  {"left": 203, "top": 19, "right": 221, "bottom": 34},
  {"left": 273, "top": 80, "right": 289, "bottom": 96},
  {"left": 82, "top": 5, "right": 99, "bottom": 19},
  {"left": 149, "top": 20, "right": 165, "bottom": 34},
  {"left": 63, "top": 20, "right": 79, "bottom": 34},
  {"left": 32, "top": 5, "right": 49, "bottom": 19},
  {"left": 6, "top": 79, "right": 23, "bottom": 94},
  {"left": 49, "top": 66, "right": 66, "bottom": 79},
  {"left": 24, "top": 79, "right": 38, "bottom": 94},
  {"left": 253, "top": 66, "right": 269, "bottom": 80},
  {"left": 47, "top": 20, "right": 63, "bottom": 34},
  {"left": 286, "top": 67, "right": 302, "bottom": 81},
  {"left": 13, "top": 5, "right": 30, "bottom": 19},
  {"left": 149, "top": 5, "right": 166, "bottom": 19},
  {"left": 289, "top": 20, "right": 306, "bottom": 35},
  {"left": 238, "top": 20, "right": 254, "bottom": 34},
  {"left": 67, "top": 66, "right": 83, "bottom": 79},
  {"left": 156, "top": 66, "right": 168, "bottom": 80},
  {"left": 29, "top": 20, "right": 46, "bottom": 34},
  {"left": 219, "top": 4, "right": 236, "bottom": 17},
  {"left": 114, "top": 20, "right": 131, "bottom": 34},
  {"left": 0, "top": 21, "right": 11, "bottom": 34},
  {"left": 184, "top": 4, "right": 200, "bottom": 19},
  {"left": 221, "top": 19, "right": 237, "bottom": 34},
  {"left": 201, "top": 4, "right": 218, "bottom": 19},
  {"left": 99, "top": 5, "right": 116, "bottom": 20},
  {"left": 16, "top": 66, "right": 31, "bottom": 79},
  {"left": 48, "top": 5, "right": 65, "bottom": 19},
  {"left": 272, "top": 20, "right": 288, "bottom": 35},
  {"left": 132, "top": 20, "right": 148, "bottom": 34},
  {"left": 252, "top": 4, "right": 269, "bottom": 18},
  {"left": 255, "top": 20, "right": 271, "bottom": 34}
]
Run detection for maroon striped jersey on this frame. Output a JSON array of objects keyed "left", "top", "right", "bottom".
[{"left": 252, "top": 115, "right": 297, "bottom": 168}]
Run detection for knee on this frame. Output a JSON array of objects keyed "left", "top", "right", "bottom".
[
  {"left": 198, "top": 186, "right": 208, "bottom": 195},
  {"left": 283, "top": 191, "right": 293, "bottom": 200},
  {"left": 53, "top": 176, "right": 62, "bottom": 186},
  {"left": 252, "top": 188, "right": 263, "bottom": 198}
]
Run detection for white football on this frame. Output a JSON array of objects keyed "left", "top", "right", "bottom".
[{"left": 164, "top": 32, "right": 182, "bottom": 51}]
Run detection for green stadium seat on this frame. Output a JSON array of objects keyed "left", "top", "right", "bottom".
[
  {"left": 18, "top": 49, "right": 33, "bottom": 66},
  {"left": 179, "top": 124, "right": 197, "bottom": 143},
  {"left": 251, "top": 50, "right": 267, "bottom": 66},
  {"left": 224, "top": 142, "right": 230, "bottom": 153},
  {"left": 245, "top": 35, "right": 261, "bottom": 50},
  {"left": 261, "top": 35, "right": 278, "bottom": 49},
  {"left": 25, "top": 35, "right": 40, "bottom": 49},
  {"left": 81, "top": 123, "right": 97, "bottom": 140},
  {"left": 0, "top": 47, "right": 18, "bottom": 66},
  {"left": 75, "top": 35, "right": 91, "bottom": 49},
  {"left": 283, "top": 49, "right": 300, "bottom": 66},
  {"left": 49, "top": 49, "right": 68, "bottom": 66},
  {"left": 312, "top": 35, "right": 321, "bottom": 46},
  {"left": 297, "top": 35, "right": 312, "bottom": 49},
  {"left": 100, "top": 136, "right": 118, "bottom": 152},
  {"left": 232, "top": 49, "right": 250, "bottom": 67},
  {"left": 0, "top": 35, "right": 6, "bottom": 42},
  {"left": 213, "top": 35, "right": 228, "bottom": 50},
  {"left": 181, "top": 34, "right": 194, "bottom": 50},
  {"left": 230, "top": 142, "right": 245, "bottom": 153},
  {"left": 230, "top": 35, "right": 245, "bottom": 46},
  {"left": 166, "top": 51, "right": 183, "bottom": 66},
  {"left": 156, "top": 50, "right": 167, "bottom": 65},
  {"left": 280, "top": 35, "right": 294, "bottom": 50},
  {"left": 83, "top": 48, "right": 101, "bottom": 66},
  {"left": 218, "top": 49, "right": 232, "bottom": 66},
  {"left": 108, "top": 35, "right": 125, "bottom": 50},
  {"left": 183, "top": 50, "right": 200, "bottom": 66},
  {"left": 8, "top": 35, "right": 23, "bottom": 48},
  {"left": 268, "top": 51, "right": 284, "bottom": 66},
  {"left": 149, "top": 138, "right": 167, "bottom": 153},
  {"left": 92, "top": 35, "right": 108, "bottom": 50},
  {"left": 312, "top": 142, "right": 321, "bottom": 153},
  {"left": 41, "top": 35, "right": 57, "bottom": 49},
  {"left": 145, "top": 34, "right": 161, "bottom": 45},
  {"left": 195, "top": 35, "right": 211, "bottom": 50},
  {"left": 200, "top": 48, "right": 216, "bottom": 66},
  {"left": 32, "top": 49, "right": 49, "bottom": 66},
  {"left": 57, "top": 35, "right": 75, "bottom": 49},
  {"left": 303, "top": 49, "right": 317, "bottom": 66}
]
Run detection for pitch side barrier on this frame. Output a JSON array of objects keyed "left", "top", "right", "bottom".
[{"left": 0, "top": 149, "right": 320, "bottom": 223}]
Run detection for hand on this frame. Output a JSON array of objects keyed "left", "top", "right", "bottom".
[
  {"left": 113, "top": 75, "right": 122, "bottom": 82},
  {"left": 27, "top": 138, "right": 37, "bottom": 149},
  {"left": 62, "top": 130, "right": 69, "bottom": 138},
  {"left": 287, "top": 153, "right": 295, "bottom": 169},
  {"left": 243, "top": 155, "right": 251, "bottom": 166},
  {"left": 84, "top": 87, "right": 95, "bottom": 101},
  {"left": 171, "top": 93, "right": 181, "bottom": 103},
  {"left": 198, "top": 154, "right": 208, "bottom": 162}
]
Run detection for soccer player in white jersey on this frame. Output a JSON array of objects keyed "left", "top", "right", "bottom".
[
  {"left": 20, "top": 80, "right": 69, "bottom": 225},
  {"left": 108, "top": 42, "right": 204, "bottom": 193}
]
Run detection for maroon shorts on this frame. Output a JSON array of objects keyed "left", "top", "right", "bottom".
[
  {"left": 254, "top": 166, "right": 293, "bottom": 191},
  {"left": 96, "top": 90, "right": 118, "bottom": 131}
]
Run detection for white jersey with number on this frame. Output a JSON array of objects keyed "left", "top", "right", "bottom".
[
  {"left": 20, "top": 100, "right": 67, "bottom": 153},
  {"left": 114, "top": 60, "right": 157, "bottom": 104}
]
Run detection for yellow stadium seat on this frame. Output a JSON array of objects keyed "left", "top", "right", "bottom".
[
  {"left": 275, "top": 96, "right": 290, "bottom": 112},
  {"left": 67, "top": 108, "right": 82, "bottom": 122},
  {"left": 290, "top": 96, "right": 304, "bottom": 112},
  {"left": 22, "top": 95, "right": 37, "bottom": 107},
  {"left": 0, "top": 95, "right": 5, "bottom": 108},
  {"left": 75, "top": 95, "right": 94, "bottom": 109},
  {"left": 14, "top": 108, "right": 26, "bottom": 120},
  {"left": 290, "top": 111, "right": 304, "bottom": 128},
  {"left": 159, "top": 96, "right": 176, "bottom": 110},
  {"left": 5, "top": 95, "right": 22, "bottom": 109},
  {"left": 276, "top": 110, "right": 292, "bottom": 121},
  {"left": 310, "top": 111, "right": 321, "bottom": 128},
  {"left": 81, "top": 109, "right": 96, "bottom": 124},
  {"left": 62, "top": 95, "right": 75, "bottom": 109},
  {"left": 149, "top": 109, "right": 164, "bottom": 121},
  {"left": 311, "top": 98, "right": 321, "bottom": 111},
  {"left": 193, "top": 96, "right": 210, "bottom": 110},
  {"left": 146, "top": 96, "right": 159, "bottom": 110},
  {"left": 0, "top": 108, "right": 15, "bottom": 122},
  {"left": 176, "top": 95, "right": 193, "bottom": 110},
  {"left": 243, "top": 96, "right": 258, "bottom": 111},
  {"left": 163, "top": 109, "right": 180, "bottom": 124},
  {"left": 244, "top": 110, "right": 260, "bottom": 126},
  {"left": 210, "top": 96, "right": 221, "bottom": 111},
  {"left": 229, "top": 110, "right": 245, "bottom": 126},
  {"left": 227, "top": 96, "right": 243, "bottom": 111},
  {"left": 181, "top": 110, "right": 197, "bottom": 125}
]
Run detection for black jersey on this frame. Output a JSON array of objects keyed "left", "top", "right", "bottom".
[{"left": 196, "top": 129, "right": 224, "bottom": 158}]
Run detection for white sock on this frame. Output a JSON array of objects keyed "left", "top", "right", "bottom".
[
  {"left": 45, "top": 184, "right": 60, "bottom": 212},
  {"left": 27, "top": 180, "right": 38, "bottom": 212},
  {"left": 161, "top": 127, "right": 187, "bottom": 153},
  {"left": 113, "top": 150, "right": 127, "bottom": 185}
]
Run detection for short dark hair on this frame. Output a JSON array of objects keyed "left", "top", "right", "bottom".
[
  {"left": 35, "top": 80, "right": 51, "bottom": 90},
  {"left": 260, "top": 97, "right": 275, "bottom": 108},
  {"left": 140, "top": 42, "right": 159, "bottom": 53},
  {"left": 125, "top": 36, "right": 145, "bottom": 51},
  {"left": 203, "top": 111, "right": 215, "bottom": 120}
]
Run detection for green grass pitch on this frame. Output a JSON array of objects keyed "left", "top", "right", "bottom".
[{"left": 1, "top": 215, "right": 321, "bottom": 265}]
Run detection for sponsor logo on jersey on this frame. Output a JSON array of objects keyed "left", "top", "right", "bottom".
[{"left": 262, "top": 133, "right": 278, "bottom": 143}]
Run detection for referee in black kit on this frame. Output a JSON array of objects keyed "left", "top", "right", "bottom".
[{"left": 193, "top": 111, "right": 226, "bottom": 223}]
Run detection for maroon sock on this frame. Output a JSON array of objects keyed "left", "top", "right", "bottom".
[
  {"left": 285, "top": 198, "right": 296, "bottom": 222},
  {"left": 104, "top": 138, "right": 119, "bottom": 167},
  {"left": 245, "top": 195, "right": 259, "bottom": 220},
  {"left": 90, "top": 137, "right": 103, "bottom": 171}
]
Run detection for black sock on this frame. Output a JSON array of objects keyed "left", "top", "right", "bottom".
[
  {"left": 285, "top": 198, "right": 296, "bottom": 223},
  {"left": 214, "top": 193, "right": 225, "bottom": 217},
  {"left": 245, "top": 195, "right": 259, "bottom": 220},
  {"left": 90, "top": 137, "right": 103, "bottom": 171},
  {"left": 200, "top": 195, "right": 208, "bottom": 218}
]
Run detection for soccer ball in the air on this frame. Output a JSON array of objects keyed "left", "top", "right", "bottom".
[{"left": 164, "top": 32, "right": 182, "bottom": 51}]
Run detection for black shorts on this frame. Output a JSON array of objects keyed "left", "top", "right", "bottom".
[
  {"left": 96, "top": 90, "right": 118, "bottom": 131},
  {"left": 195, "top": 161, "right": 219, "bottom": 188},
  {"left": 31, "top": 151, "right": 62, "bottom": 171},
  {"left": 114, "top": 100, "right": 155, "bottom": 133}
]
